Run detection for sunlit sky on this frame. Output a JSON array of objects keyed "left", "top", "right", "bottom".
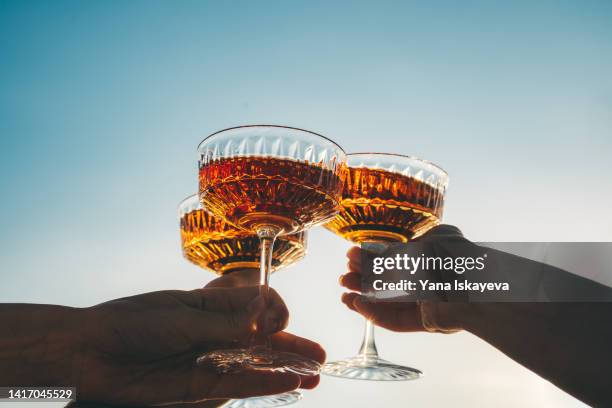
[{"left": 1, "top": 1, "right": 611, "bottom": 406}]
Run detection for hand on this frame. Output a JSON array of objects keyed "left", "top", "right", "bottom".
[
  {"left": 339, "top": 224, "right": 468, "bottom": 333},
  {"left": 74, "top": 286, "right": 322, "bottom": 406},
  {"left": 204, "top": 269, "right": 323, "bottom": 390}
]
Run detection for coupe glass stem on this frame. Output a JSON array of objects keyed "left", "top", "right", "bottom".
[
  {"left": 357, "top": 239, "right": 381, "bottom": 363},
  {"left": 358, "top": 320, "right": 379, "bottom": 362},
  {"left": 258, "top": 232, "right": 274, "bottom": 294},
  {"left": 253, "top": 226, "right": 280, "bottom": 348}
]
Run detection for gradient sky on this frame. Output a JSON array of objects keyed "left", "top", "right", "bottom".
[{"left": 1, "top": 1, "right": 611, "bottom": 407}]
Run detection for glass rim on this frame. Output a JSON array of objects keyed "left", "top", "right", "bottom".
[
  {"left": 346, "top": 152, "right": 448, "bottom": 178},
  {"left": 178, "top": 193, "right": 198, "bottom": 206},
  {"left": 177, "top": 193, "right": 203, "bottom": 216},
  {"left": 197, "top": 124, "right": 346, "bottom": 154}
]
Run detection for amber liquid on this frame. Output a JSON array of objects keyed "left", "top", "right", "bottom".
[
  {"left": 324, "top": 167, "right": 445, "bottom": 243},
  {"left": 180, "top": 207, "right": 306, "bottom": 274},
  {"left": 199, "top": 156, "right": 345, "bottom": 234}
]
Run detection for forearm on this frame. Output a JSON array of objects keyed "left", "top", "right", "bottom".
[
  {"left": 451, "top": 302, "right": 612, "bottom": 407},
  {"left": 0, "top": 304, "right": 84, "bottom": 386}
]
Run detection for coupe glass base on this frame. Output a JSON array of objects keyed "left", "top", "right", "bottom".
[
  {"left": 197, "top": 348, "right": 321, "bottom": 376},
  {"left": 223, "top": 391, "right": 302, "bottom": 408},
  {"left": 322, "top": 355, "right": 422, "bottom": 381}
]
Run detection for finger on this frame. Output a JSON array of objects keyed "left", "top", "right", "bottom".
[
  {"left": 205, "top": 269, "right": 259, "bottom": 289},
  {"left": 269, "top": 331, "right": 326, "bottom": 364},
  {"left": 186, "top": 288, "right": 288, "bottom": 342},
  {"left": 200, "top": 287, "right": 288, "bottom": 328},
  {"left": 299, "top": 374, "right": 320, "bottom": 389},
  {"left": 352, "top": 297, "right": 424, "bottom": 332},
  {"left": 192, "top": 286, "right": 277, "bottom": 311},
  {"left": 341, "top": 292, "right": 359, "bottom": 312},
  {"left": 269, "top": 331, "right": 324, "bottom": 389},
  {"left": 229, "top": 269, "right": 260, "bottom": 286},
  {"left": 107, "top": 355, "right": 299, "bottom": 406},
  {"left": 191, "top": 304, "right": 288, "bottom": 343},
  {"left": 347, "top": 259, "right": 361, "bottom": 273},
  {"left": 185, "top": 309, "right": 257, "bottom": 343},
  {"left": 201, "top": 286, "right": 289, "bottom": 333},
  {"left": 339, "top": 272, "right": 362, "bottom": 292},
  {"left": 349, "top": 244, "right": 386, "bottom": 272},
  {"left": 347, "top": 246, "right": 361, "bottom": 264}
]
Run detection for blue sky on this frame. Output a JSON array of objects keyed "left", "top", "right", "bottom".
[{"left": 1, "top": 1, "right": 611, "bottom": 406}]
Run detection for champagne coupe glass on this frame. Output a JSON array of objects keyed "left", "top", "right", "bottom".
[
  {"left": 322, "top": 153, "right": 448, "bottom": 380},
  {"left": 179, "top": 194, "right": 307, "bottom": 407},
  {"left": 197, "top": 125, "right": 347, "bottom": 375}
]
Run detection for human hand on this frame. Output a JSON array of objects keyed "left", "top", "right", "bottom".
[
  {"left": 74, "top": 286, "right": 322, "bottom": 406},
  {"left": 204, "top": 269, "right": 323, "bottom": 390},
  {"left": 339, "top": 224, "right": 469, "bottom": 333}
]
